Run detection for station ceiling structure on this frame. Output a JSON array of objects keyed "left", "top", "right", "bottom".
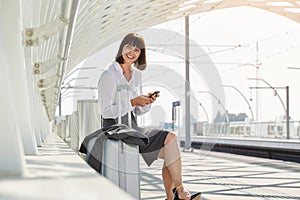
[{"left": 21, "top": 0, "right": 300, "bottom": 120}]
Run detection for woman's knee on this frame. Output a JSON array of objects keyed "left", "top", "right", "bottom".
[
  {"left": 163, "top": 132, "right": 181, "bottom": 165},
  {"left": 165, "top": 132, "right": 177, "bottom": 145}
]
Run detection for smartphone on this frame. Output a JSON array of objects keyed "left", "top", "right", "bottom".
[{"left": 148, "top": 91, "right": 160, "bottom": 98}]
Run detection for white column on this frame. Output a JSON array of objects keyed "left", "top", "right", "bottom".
[
  {"left": 1, "top": 0, "right": 38, "bottom": 155},
  {"left": 70, "top": 111, "right": 79, "bottom": 151},
  {"left": 41, "top": 110, "right": 51, "bottom": 138},
  {"left": 0, "top": 0, "right": 26, "bottom": 175},
  {"left": 21, "top": 0, "right": 46, "bottom": 147}
]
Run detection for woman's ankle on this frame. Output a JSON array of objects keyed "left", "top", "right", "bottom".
[
  {"left": 175, "top": 185, "right": 191, "bottom": 199},
  {"left": 176, "top": 185, "right": 184, "bottom": 191},
  {"left": 166, "top": 195, "right": 174, "bottom": 200}
]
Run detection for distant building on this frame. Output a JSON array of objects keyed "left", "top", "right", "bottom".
[{"left": 214, "top": 111, "right": 249, "bottom": 122}]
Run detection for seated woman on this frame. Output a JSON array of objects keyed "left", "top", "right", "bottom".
[{"left": 98, "top": 32, "right": 200, "bottom": 200}]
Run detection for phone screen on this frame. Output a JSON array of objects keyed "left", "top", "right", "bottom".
[{"left": 149, "top": 91, "right": 160, "bottom": 98}]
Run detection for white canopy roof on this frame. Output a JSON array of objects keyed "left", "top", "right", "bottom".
[
  {"left": 69, "top": 0, "right": 300, "bottom": 73},
  {"left": 22, "top": 0, "right": 300, "bottom": 119}
]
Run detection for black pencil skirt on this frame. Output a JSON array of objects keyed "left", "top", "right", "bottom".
[{"left": 102, "top": 113, "right": 169, "bottom": 166}]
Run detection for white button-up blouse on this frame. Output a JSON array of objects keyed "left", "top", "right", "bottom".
[{"left": 97, "top": 61, "right": 150, "bottom": 119}]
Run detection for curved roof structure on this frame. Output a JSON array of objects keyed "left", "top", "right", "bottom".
[
  {"left": 70, "top": 0, "right": 300, "bottom": 73},
  {"left": 21, "top": 0, "right": 300, "bottom": 119}
]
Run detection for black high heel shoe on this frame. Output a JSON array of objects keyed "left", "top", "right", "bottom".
[
  {"left": 173, "top": 187, "right": 201, "bottom": 200},
  {"left": 191, "top": 192, "right": 201, "bottom": 200}
]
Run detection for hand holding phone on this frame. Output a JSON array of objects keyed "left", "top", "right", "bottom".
[{"left": 148, "top": 91, "right": 160, "bottom": 98}]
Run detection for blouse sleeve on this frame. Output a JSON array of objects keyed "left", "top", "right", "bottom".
[
  {"left": 133, "top": 71, "right": 151, "bottom": 116},
  {"left": 98, "top": 70, "right": 133, "bottom": 118}
]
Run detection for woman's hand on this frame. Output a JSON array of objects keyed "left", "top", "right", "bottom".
[
  {"left": 131, "top": 95, "right": 151, "bottom": 107},
  {"left": 147, "top": 92, "right": 159, "bottom": 103},
  {"left": 131, "top": 92, "right": 160, "bottom": 107}
]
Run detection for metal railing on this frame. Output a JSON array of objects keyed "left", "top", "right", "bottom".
[{"left": 191, "top": 120, "right": 300, "bottom": 139}]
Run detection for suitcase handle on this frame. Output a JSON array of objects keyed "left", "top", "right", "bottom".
[{"left": 116, "top": 84, "right": 132, "bottom": 128}]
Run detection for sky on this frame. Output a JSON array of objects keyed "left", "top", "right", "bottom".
[{"left": 149, "top": 6, "right": 300, "bottom": 122}]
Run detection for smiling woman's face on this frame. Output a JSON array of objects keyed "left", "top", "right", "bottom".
[{"left": 122, "top": 44, "right": 141, "bottom": 65}]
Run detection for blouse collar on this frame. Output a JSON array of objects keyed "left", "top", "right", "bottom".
[{"left": 112, "top": 61, "right": 135, "bottom": 74}]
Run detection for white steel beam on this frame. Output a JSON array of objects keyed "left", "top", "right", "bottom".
[
  {"left": 23, "top": 16, "right": 68, "bottom": 47},
  {"left": 33, "top": 55, "right": 61, "bottom": 75}
]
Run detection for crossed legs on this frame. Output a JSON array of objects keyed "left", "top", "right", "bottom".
[{"left": 158, "top": 132, "right": 191, "bottom": 200}]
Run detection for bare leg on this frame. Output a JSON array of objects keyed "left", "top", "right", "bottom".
[
  {"left": 158, "top": 132, "right": 191, "bottom": 200},
  {"left": 162, "top": 164, "right": 175, "bottom": 200}
]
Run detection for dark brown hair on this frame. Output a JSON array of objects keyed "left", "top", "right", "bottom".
[{"left": 115, "top": 33, "right": 146, "bottom": 70}]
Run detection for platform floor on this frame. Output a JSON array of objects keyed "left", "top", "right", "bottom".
[
  {"left": 1, "top": 133, "right": 299, "bottom": 200},
  {"left": 140, "top": 149, "right": 300, "bottom": 200},
  {"left": 0, "top": 134, "right": 134, "bottom": 200}
]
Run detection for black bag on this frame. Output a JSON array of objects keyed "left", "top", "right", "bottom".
[{"left": 79, "top": 124, "right": 149, "bottom": 173}]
